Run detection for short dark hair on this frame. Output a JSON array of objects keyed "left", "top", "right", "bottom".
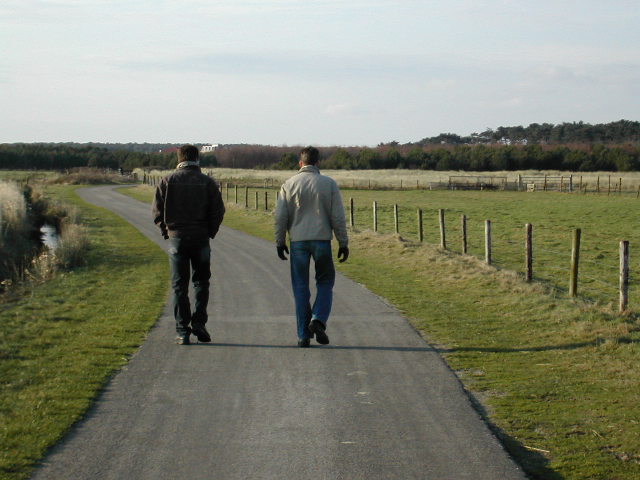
[
  {"left": 178, "top": 145, "right": 199, "bottom": 163},
  {"left": 299, "top": 146, "right": 319, "bottom": 165}
]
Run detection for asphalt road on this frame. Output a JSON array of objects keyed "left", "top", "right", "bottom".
[{"left": 32, "top": 185, "right": 526, "bottom": 480}]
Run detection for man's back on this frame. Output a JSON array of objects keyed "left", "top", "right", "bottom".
[
  {"left": 275, "top": 165, "right": 348, "bottom": 247},
  {"left": 153, "top": 166, "right": 225, "bottom": 239}
]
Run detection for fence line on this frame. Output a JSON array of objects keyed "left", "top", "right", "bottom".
[
  {"left": 206, "top": 181, "right": 634, "bottom": 313},
  {"left": 140, "top": 172, "right": 640, "bottom": 196},
  {"left": 344, "top": 197, "right": 632, "bottom": 312}
]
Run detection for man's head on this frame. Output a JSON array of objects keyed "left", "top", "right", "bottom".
[
  {"left": 299, "top": 146, "right": 319, "bottom": 166},
  {"left": 178, "top": 145, "right": 200, "bottom": 164}
]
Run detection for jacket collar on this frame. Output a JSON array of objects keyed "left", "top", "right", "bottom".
[
  {"left": 177, "top": 161, "right": 200, "bottom": 169},
  {"left": 298, "top": 165, "right": 320, "bottom": 174}
]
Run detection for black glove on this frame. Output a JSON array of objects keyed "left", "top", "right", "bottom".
[
  {"left": 337, "top": 246, "right": 349, "bottom": 263},
  {"left": 277, "top": 245, "right": 289, "bottom": 260}
]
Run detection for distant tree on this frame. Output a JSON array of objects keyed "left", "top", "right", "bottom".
[
  {"left": 200, "top": 153, "right": 218, "bottom": 167},
  {"left": 324, "top": 149, "right": 354, "bottom": 169},
  {"left": 355, "top": 148, "right": 381, "bottom": 169},
  {"left": 272, "top": 152, "right": 299, "bottom": 170}
]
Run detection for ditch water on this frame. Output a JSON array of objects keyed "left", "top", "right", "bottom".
[{"left": 40, "top": 223, "right": 59, "bottom": 250}]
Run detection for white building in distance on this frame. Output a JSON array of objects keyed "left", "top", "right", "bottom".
[{"left": 200, "top": 144, "right": 219, "bottom": 153}]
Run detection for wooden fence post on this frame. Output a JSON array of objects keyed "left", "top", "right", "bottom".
[
  {"left": 234, "top": 185, "right": 238, "bottom": 204},
  {"left": 485, "top": 220, "right": 492, "bottom": 265},
  {"left": 461, "top": 215, "right": 467, "bottom": 254},
  {"left": 570, "top": 228, "right": 581, "bottom": 297},
  {"left": 244, "top": 186, "right": 249, "bottom": 208},
  {"left": 620, "top": 241, "right": 629, "bottom": 313},
  {"left": 264, "top": 191, "right": 268, "bottom": 211},
  {"left": 254, "top": 191, "right": 259, "bottom": 209},
  {"left": 439, "top": 209, "right": 446, "bottom": 250},
  {"left": 373, "top": 201, "right": 378, "bottom": 232},
  {"left": 349, "top": 198, "right": 354, "bottom": 227},
  {"left": 525, "top": 223, "right": 533, "bottom": 282},
  {"left": 417, "top": 209, "right": 423, "bottom": 242},
  {"left": 394, "top": 204, "right": 399, "bottom": 234}
]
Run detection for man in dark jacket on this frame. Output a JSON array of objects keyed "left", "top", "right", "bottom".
[{"left": 152, "top": 145, "right": 225, "bottom": 345}]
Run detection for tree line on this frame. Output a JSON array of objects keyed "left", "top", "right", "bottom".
[
  {"left": 0, "top": 144, "right": 218, "bottom": 171},
  {"left": 414, "top": 119, "right": 640, "bottom": 146},
  {"left": 1, "top": 120, "right": 639, "bottom": 172}
]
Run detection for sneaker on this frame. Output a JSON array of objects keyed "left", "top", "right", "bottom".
[
  {"left": 191, "top": 324, "right": 211, "bottom": 343},
  {"left": 309, "top": 319, "right": 329, "bottom": 345},
  {"left": 176, "top": 333, "right": 190, "bottom": 345},
  {"left": 297, "top": 338, "right": 310, "bottom": 348}
]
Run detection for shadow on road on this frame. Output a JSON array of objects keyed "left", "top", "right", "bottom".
[{"left": 190, "top": 343, "right": 435, "bottom": 352}]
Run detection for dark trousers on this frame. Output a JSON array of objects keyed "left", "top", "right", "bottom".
[{"left": 168, "top": 236, "right": 211, "bottom": 335}]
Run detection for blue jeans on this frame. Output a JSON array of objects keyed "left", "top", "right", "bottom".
[
  {"left": 168, "top": 236, "right": 211, "bottom": 335},
  {"left": 290, "top": 240, "right": 336, "bottom": 340}
]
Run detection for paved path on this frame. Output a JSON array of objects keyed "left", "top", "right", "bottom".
[{"left": 32, "top": 185, "right": 526, "bottom": 480}]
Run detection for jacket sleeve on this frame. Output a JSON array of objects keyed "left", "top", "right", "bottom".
[
  {"left": 151, "top": 180, "right": 168, "bottom": 238},
  {"left": 207, "top": 180, "right": 226, "bottom": 239},
  {"left": 274, "top": 185, "right": 289, "bottom": 247},
  {"left": 330, "top": 182, "right": 349, "bottom": 248}
]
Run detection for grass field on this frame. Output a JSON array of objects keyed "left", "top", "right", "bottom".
[
  {"left": 2, "top": 175, "right": 638, "bottom": 479},
  {"left": 139, "top": 167, "right": 640, "bottom": 193},
  {"left": 0, "top": 185, "right": 168, "bottom": 480},
  {"left": 217, "top": 183, "right": 640, "bottom": 311},
  {"left": 123, "top": 183, "right": 640, "bottom": 479}
]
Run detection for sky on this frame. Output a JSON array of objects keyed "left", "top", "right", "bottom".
[{"left": 1, "top": 0, "right": 639, "bottom": 146}]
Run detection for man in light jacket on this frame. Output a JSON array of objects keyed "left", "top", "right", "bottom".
[{"left": 274, "top": 146, "right": 349, "bottom": 348}]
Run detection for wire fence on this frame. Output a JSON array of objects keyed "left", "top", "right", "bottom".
[{"left": 140, "top": 175, "right": 636, "bottom": 313}]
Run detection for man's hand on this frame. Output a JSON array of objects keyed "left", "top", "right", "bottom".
[
  {"left": 277, "top": 245, "right": 289, "bottom": 260},
  {"left": 337, "top": 246, "right": 349, "bottom": 263}
]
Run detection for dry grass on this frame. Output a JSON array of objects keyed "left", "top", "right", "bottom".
[
  {"left": 54, "top": 222, "right": 90, "bottom": 269},
  {"left": 0, "top": 181, "right": 90, "bottom": 290},
  {"left": 137, "top": 167, "right": 640, "bottom": 192},
  {"left": 0, "top": 181, "right": 27, "bottom": 234},
  {"left": 49, "top": 168, "right": 135, "bottom": 185}
]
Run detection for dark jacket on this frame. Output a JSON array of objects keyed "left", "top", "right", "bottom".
[{"left": 152, "top": 166, "right": 225, "bottom": 239}]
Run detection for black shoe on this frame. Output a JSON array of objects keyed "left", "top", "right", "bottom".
[
  {"left": 309, "top": 319, "right": 329, "bottom": 345},
  {"left": 191, "top": 325, "right": 211, "bottom": 343},
  {"left": 297, "top": 338, "right": 310, "bottom": 348},
  {"left": 176, "top": 333, "right": 190, "bottom": 345}
]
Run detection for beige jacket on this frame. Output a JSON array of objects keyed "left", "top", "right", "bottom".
[{"left": 274, "top": 165, "right": 348, "bottom": 248}]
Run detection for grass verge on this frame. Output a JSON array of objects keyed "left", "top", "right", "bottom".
[
  {"left": 0, "top": 185, "right": 168, "bottom": 480},
  {"left": 123, "top": 184, "right": 640, "bottom": 480}
]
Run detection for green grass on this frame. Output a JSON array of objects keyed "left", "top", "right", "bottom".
[
  {"left": 0, "top": 185, "right": 168, "bottom": 480},
  {"left": 123, "top": 184, "right": 640, "bottom": 479},
  {"left": 216, "top": 184, "right": 640, "bottom": 310}
]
